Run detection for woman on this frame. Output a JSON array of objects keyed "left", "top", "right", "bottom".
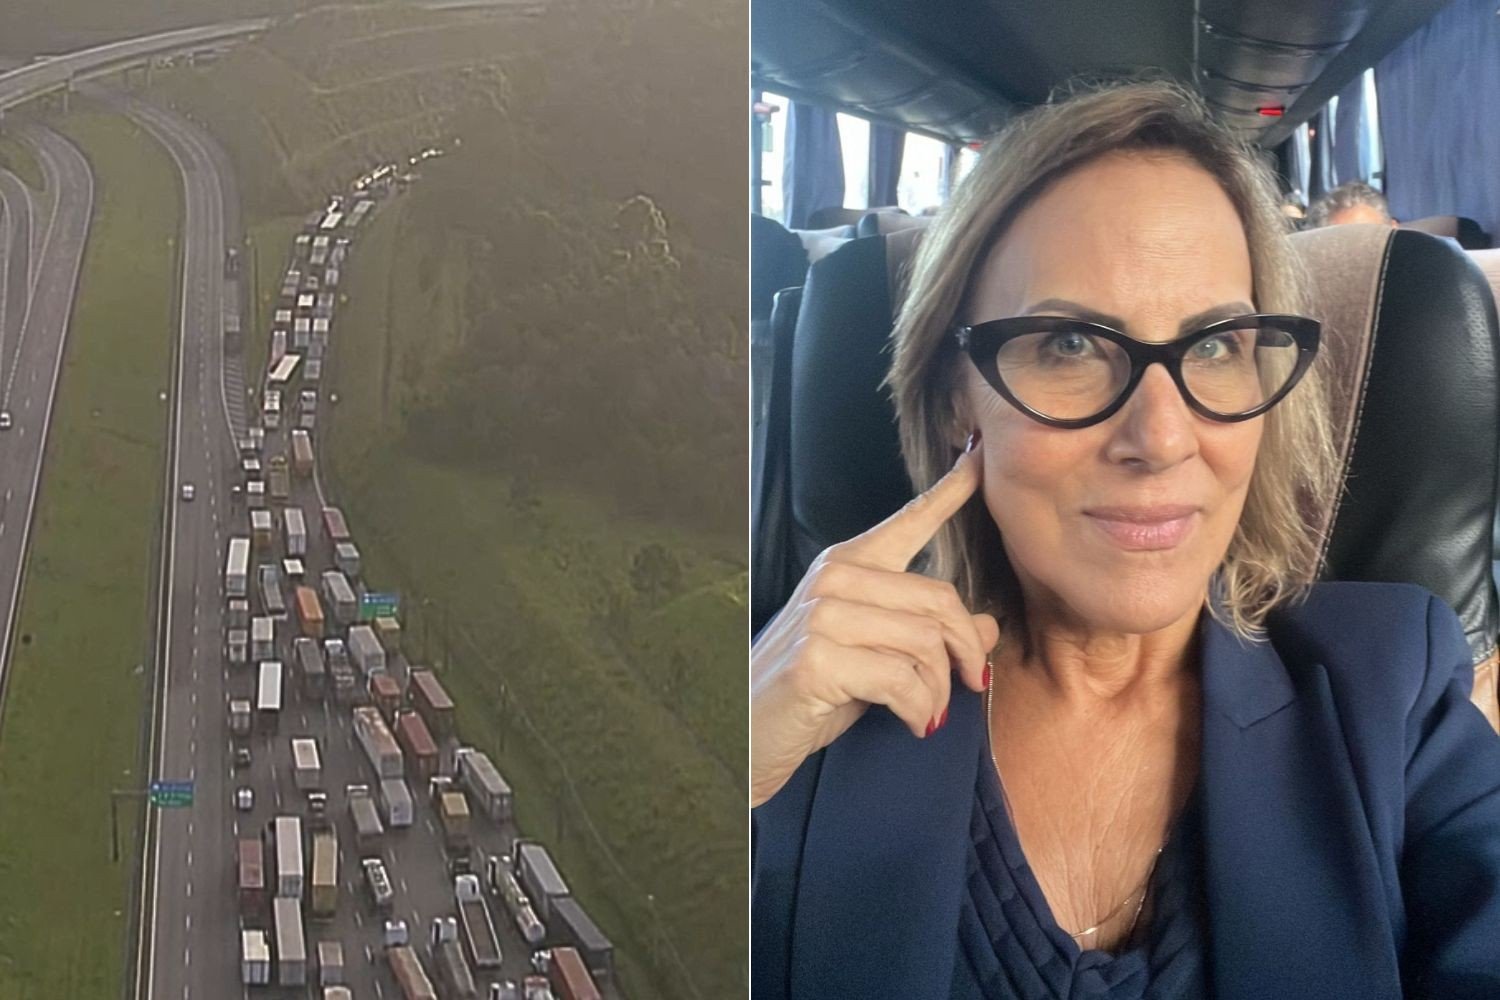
[{"left": 751, "top": 81, "right": 1500, "bottom": 998}]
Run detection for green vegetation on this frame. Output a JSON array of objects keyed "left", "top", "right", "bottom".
[
  {"left": 0, "top": 0, "right": 328, "bottom": 55},
  {"left": 0, "top": 109, "right": 179, "bottom": 998},
  {"left": 148, "top": 2, "right": 746, "bottom": 995},
  {"left": 0, "top": 129, "right": 45, "bottom": 191},
  {"left": 244, "top": 213, "right": 303, "bottom": 381}
]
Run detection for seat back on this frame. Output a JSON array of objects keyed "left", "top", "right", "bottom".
[{"left": 752, "top": 225, "right": 1500, "bottom": 725}]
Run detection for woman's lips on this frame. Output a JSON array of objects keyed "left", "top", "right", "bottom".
[{"left": 1082, "top": 506, "right": 1201, "bottom": 551}]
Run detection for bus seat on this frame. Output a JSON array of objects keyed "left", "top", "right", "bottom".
[
  {"left": 1470, "top": 248, "right": 1500, "bottom": 306},
  {"left": 752, "top": 285, "right": 807, "bottom": 633},
  {"left": 855, "top": 209, "right": 929, "bottom": 238},
  {"left": 807, "top": 206, "right": 865, "bottom": 230},
  {"left": 794, "top": 224, "right": 856, "bottom": 264},
  {"left": 751, "top": 214, "right": 809, "bottom": 323},
  {"left": 754, "top": 225, "right": 1500, "bottom": 728},
  {"left": 1400, "top": 214, "right": 1493, "bottom": 250}
]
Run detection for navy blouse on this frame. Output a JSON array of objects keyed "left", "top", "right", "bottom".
[{"left": 951, "top": 755, "right": 1209, "bottom": 999}]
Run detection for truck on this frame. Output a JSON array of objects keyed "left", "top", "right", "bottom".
[
  {"left": 237, "top": 838, "right": 266, "bottom": 918},
  {"left": 294, "top": 637, "right": 327, "bottom": 698},
  {"left": 388, "top": 943, "right": 438, "bottom": 1000},
  {"left": 291, "top": 429, "right": 315, "bottom": 477},
  {"left": 437, "top": 790, "right": 472, "bottom": 854},
  {"left": 271, "top": 815, "right": 304, "bottom": 899},
  {"left": 294, "top": 316, "right": 312, "bottom": 349},
  {"left": 264, "top": 388, "right": 282, "bottom": 429},
  {"left": 455, "top": 747, "right": 513, "bottom": 824},
  {"left": 322, "top": 506, "right": 351, "bottom": 549},
  {"left": 250, "top": 508, "right": 274, "bottom": 551},
  {"left": 429, "top": 918, "right": 479, "bottom": 1000},
  {"left": 274, "top": 895, "right": 307, "bottom": 986},
  {"left": 257, "top": 661, "right": 284, "bottom": 734},
  {"left": 326, "top": 638, "right": 358, "bottom": 703},
  {"left": 380, "top": 777, "right": 414, "bottom": 828},
  {"left": 374, "top": 614, "right": 401, "bottom": 652},
  {"left": 226, "top": 536, "right": 250, "bottom": 598},
  {"left": 513, "top": 841, "right": 570, "bottom": 924},
  {"left": 348, "top": 624, "right": 386, "bottom": 678},
  {"left": 370, "top": 672, "right": 401, "bottom": 723},
  {"left": 409, "top": 670, "right": 455, "bottom": 739},
  {"left": 335, "top": 541, "right": 362, "bottom": 579},
  {"left": 227, "top": 626, "right": 248, "bottom": 665},
  {"left": 548, "top": 947, "right": 601, "bottom": 1000},
  {"left": 317, "top": 939, "right": 345, "bottom": 986},
  {"left": 354, "top": 706, "right": 403, "bottom": 779},
  {"left": 312, "top": 315, "right": 331, "bottom": 344},
  {"left": 251, "top": 615, "right": 276, "bottom": 661},
  {"left": 292, "top": 737, "right": 322, "bottom": 792},
  {"left": 247, "top": 478, "right": 266, "bottom": 508},
  {"left": 268, "top": 455, "right": 290, "bottom": 503},
  {"left": 489, "top": 861, "right": 546, "bottom": 948},
  {"left": 321, "top": 570, "right": 358, "bottom": 626},
  {"left": 295, "top": 586, "right": 325, "bottom": 639},
  {"left": 228, "top": 597, "right": 250, "bottom": 629},
  {"left": 454, "top": 874, "right": 503, "bottom": 970},
  {"left": 310, "top": 828, "right": 339, "bottom": 921},
  {"left": 259, "top": 563, "right": 286, "bottom": 616},
  {"left": 241, "top": 929, "right": 271, "bottom": 986},
  {"left": 229, "top": 699, "right": 252, "bottom": 738},
  {"left": 548, "top": 896, "right": 614, "bottom": 983},
  {"left": 347, "top": 783, "right": 384, "bottom": 852},
  {"left": 284, "top": 507, "right": 308, "bottom": 557},
  {"left": 395, "top": 711, "right": 439, "bottom": 785},
  {"left": 305, "top": 357, "right": 323, "bottom": 384}
]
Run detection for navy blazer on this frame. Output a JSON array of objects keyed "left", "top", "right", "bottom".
[{"left": 752, "top": 582, "right": 1500, "bottom": 999}]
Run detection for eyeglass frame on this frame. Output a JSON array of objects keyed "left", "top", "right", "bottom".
[{"left": 952, "top": 313, "right": 1322, "bottom": 430}]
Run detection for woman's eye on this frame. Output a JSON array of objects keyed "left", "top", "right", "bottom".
[
  {"left": 1191, "top": 334, "right": 1238, "bottom": 359},
  {"left": 1044, "top": 332, "right": 1095, "bottom": 358}
]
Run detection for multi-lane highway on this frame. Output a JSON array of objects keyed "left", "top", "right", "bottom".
[{"left": 0, "top": 122, "right": 94, "bottom": 725}]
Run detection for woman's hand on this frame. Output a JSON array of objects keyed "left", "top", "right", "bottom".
[{"left": 751, "top": 441, "right": 1001, "bottom": 807}]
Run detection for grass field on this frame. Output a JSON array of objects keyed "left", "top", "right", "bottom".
[
  {"left": 0, "top": 109, "right": 179, "bottom": 998},
  {"left": 322, "top": 200, "right": 746, "bottom": 1000},
  {"left": 0, "top": 129, "right": 45, "bottom": 191}
]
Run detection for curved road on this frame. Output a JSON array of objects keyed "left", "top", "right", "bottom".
[{"left": 0, "top": 122, "right": 94, "bottom": 732}]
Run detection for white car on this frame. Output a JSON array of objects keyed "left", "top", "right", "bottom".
[
  {"left": 235, "top": 786, "right": 254, "bottom": 811},
  {"left": 0, "top": 411, "right": 11, "bottom": 431},
  {"left": 180, "top": 483, "right": 195, "bottom": 502}
]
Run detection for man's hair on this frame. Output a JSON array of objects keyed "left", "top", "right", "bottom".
[{"left": 1306, "top": 181, "right": 1391, "bottom": 228}]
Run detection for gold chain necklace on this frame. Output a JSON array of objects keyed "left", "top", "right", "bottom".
[{"left": 985, "top": 660, "right": 1164, "bottom": 950}]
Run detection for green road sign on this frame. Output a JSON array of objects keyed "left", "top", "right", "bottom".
[
  {"left": 149, "top": 779, "right": 194, "bottom": 808},
  {"left": 359, "top": 592, "right": 399, "bottom": 621}
]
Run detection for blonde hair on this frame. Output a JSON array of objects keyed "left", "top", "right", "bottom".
[{"left": 885, "top": 80, "right": 1339, "bottom": 641}]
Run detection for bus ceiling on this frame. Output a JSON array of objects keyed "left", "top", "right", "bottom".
[{"left": 751, "top": 0, "right": 1453, "bottom": 148}]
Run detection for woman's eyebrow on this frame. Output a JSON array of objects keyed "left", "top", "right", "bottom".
[{"left": 1022, "top": 298, "right": 1256, "bottom": 334}]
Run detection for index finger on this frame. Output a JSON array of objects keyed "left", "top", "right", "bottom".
[{"left": 840, "top": 438, "right": 983, "bottom": 571}]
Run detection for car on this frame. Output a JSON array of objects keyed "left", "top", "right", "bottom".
[
  {"left": 180, "top": 483, "right": 195, "bottom": 502},
  {"left": 235, "top": 786, "right": 254, "bottom": 811},
  {"left": 0, "top": 411, "right": 11, "bottom": 430},
  {"left": 233, "top": 746, "right": 252, "bottom": 770}
]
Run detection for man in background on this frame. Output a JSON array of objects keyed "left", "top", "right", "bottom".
[{"left": 1306, "top": 180, "right": 1398, "bottom": 228}]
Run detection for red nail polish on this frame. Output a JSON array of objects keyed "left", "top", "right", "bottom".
[
  {"left": 924, "top": 717, "right": 936, "bottom": 738},
  {"left": 982, "top": 660, "right": 992, "bottom": 688},
  {"left": 939, "top": 706, "right": 949, "bottom": 729},
  {"left": 965, "top": 429, "right": 982, "bottom": 452}
]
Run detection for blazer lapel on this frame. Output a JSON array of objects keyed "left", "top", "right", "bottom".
[
  {"left": 790, "top": 686, "right": 984, "bottom": 998},
  {"left": 1199, "top": 614, "right": 1402, "bottom": 998}
]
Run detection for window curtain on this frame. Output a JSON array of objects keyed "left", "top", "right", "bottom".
[
  {"left": 866, "top": 123, "right": 905, "bottom": 209},
  {"left": 1376, "top": 0, "right": 1500, "bottom": 238},
  {"left": 1307, "top": 105, "right": 1336, "bottom": 201},
  {"left": 782, "top": 101, "right": 845, "bottom": 229},
  {"left": 1332, "top": 75, "right": 1369, "bottom": 186}
]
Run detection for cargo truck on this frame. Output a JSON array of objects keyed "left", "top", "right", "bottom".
[
  {"left": 274, "top": 896, "right": 307, "bottom": 986},
  {"left": 229, "top": 699, "right": 252, "bottom": 738},
  {"left": 247, "top": 478, "right": 267, "bottom": 508},
  {"left": 251, "top": 509, "right": 274, "bottom": 551},
  {"left": 513, "top": 841, "right": 570, "bottom": 924},
  {"left": 395, "top": 711, "right": 439, "bottom": 785},
  {"left": 488, "top": 860, "right": 547, "bottom": 948},
  {"left": 295, "top": 586, "right": 325, "bottom": 638},
  {"left": 437, "top": 790, "right": 471, "bottom": 854},
  {"left": 409, "top": 670, "right": 454, "bottom": 739},
  {"left": 259, "top": 563, "right": 286, "bottom": 616},
  {"left": 548, "top": 947, "right": 601, "bottom": 1000},
  {"left": 305, "top": 357, "right": 323, "bottom": 383},
  {"left": 455, "top": 747, "right": 513, "bottom": 824},
  {"left": 454, "top": 874, "right": 503, "bottom": 970},
  {"left": 238, "top": 838, "right": 266, "bottom": 918},
  {"left": 293, "top": 737, "right": 322, "bottom": 792},
  {"left": 380, "top": 777, "right": 414, "bottom": 828},
  {"left": 322, "top": 506, "right": 351, "bottom": 547},
  {"left": 324, "top": 988, "right": 353, "bottom": 1000},
  {"left": 228, "top": 597, "right": 250, "bottom": 629},
  {"left": 429, "top": 918, "right": 479, "bottom": 999},
  {"left": 388, "top": 943, "right": 438, "bottom": 1000},
  {"left": 226, "top": 537, "right": 250, "bottom": 598},
  {"left": 321, "top": 570, "right": 358, "bottom": 626},
  {"left": 227, "top": 626, "right": 249, "bottom": 665},
  {"left": 284, "top": 507, "right": 307, "bottom": 557},
  {"left": 326, "top": 638, "right": 358, "bottom": 703},
  {"left": 335, "top": 541, "right": 362, "bottom": 579},
  {"left": 294, "top": 637, "right": 327, "bottom": 698},
  {"left": 268, "top": 455, "right": 290, "bottom": 503},
  {"left": 251, "top": 616, "right": 276, "bottom": 661},
  {"left": 271, "top": 815, "right": 304, "bottom": 898},
  {"left": 374, "top": 614, "right": 400, "bottom": 651},
  {"left": 371, "top": 673, "right": 402, "bottom": 723},
  {"left": 317, "top": 939, "right": 345, "bottom": 986},
  {"left": 347, "top": 784, "right": 385, "bottom": 852},
  {"left": 548, "top": 896, "right": 614, "bottom": 983},
  {"left": 264, "top": 389, "right": 282, "bottom": 429},
  {"left": 354, "top": 707, "right": 403, "bottom": 779},
  {"left": 257, "top": 661, "right": 284, "bottom": 734},
  {"left": 310, "top": 828, "right": 339, "bottom": 921},
  {"left": 242, "top": 929, "right": 271, "bottom": 986},
  {"left": 291, "top": 429, "right": 315, "bottom": 478},
  {"left": 349, "top": 624, "right": 386, "bottom": 678}
]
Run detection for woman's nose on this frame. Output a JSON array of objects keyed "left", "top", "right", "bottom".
[{"left": 1103, "top": 363, "right": 1199, "bottom": 471}]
